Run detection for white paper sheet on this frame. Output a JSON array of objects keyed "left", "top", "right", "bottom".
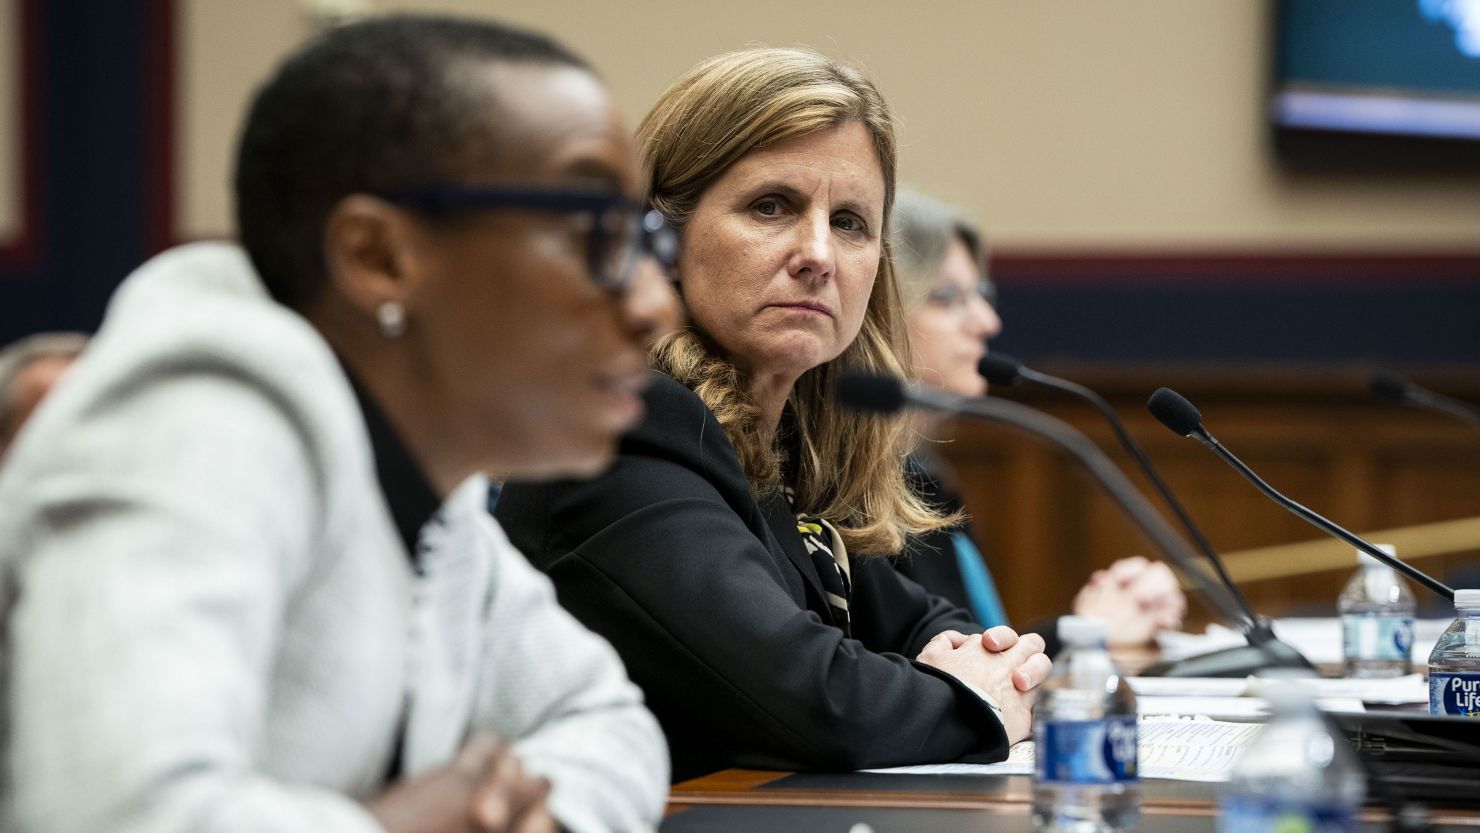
[
  {"left": 1131, "top": 672, "right": 1426, "bottom": 706},
  {"left": 1135, "top": 696, "right": 1266, "bottom": 718},
  {"left": 861, "top": 740, "right": 1037, "bottom": 776},
  {"left": 1129, "top": 677, "right": 1248, "bottom": 697},
  {"left": 1136, "top": 718, "right": 1264, "bottom": 781},
  {"left": 1156, "top": 618, "right": 1449, "bottom": 666},
  {"left": 1135, "top": 695, "right": 1363, "bottom": 718},
  {"left": 862, "top": 717, "right": 1262, "bottom": 782},
  {"left": 1246, "top": 673, "right": 1427, "bottom": 705}
]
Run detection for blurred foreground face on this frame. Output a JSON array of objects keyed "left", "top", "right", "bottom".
[
  {"left": 906, "top": 236, "right": 1001, "bottom": 398},
  {"left": 401, "top": 64, "right": 678, "bottom": 479},
  {"left": 0, "top": 355, "right": 75, "bottom": 458},
  {"left": 676, "top": 121, "right": 884, "bottom": 383}
]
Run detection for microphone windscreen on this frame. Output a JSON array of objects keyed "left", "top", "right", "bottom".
[
  {"left": 1147, "top": 387, "right": 1204, "bottom": 437},
  {"left": 1370, "top": 371, "right": 1410, "bottom": 404},
  {"left": 977, "top": 353, "right": 1024, "bottom": 386},
  {"left": 835, "top": 372, "right": 907, "bottom": 414}
]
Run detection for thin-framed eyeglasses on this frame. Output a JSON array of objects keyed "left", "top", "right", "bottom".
[
  {"left": 925, "top": 279, "right": 997, "bottom": 312},
  {"left": 379, "top": 183, "right": 680, "bottom": 294}
]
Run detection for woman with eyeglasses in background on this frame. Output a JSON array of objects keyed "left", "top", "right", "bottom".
[
  {"left": 891, "top": 188, "right": 1186, "bottom": 655},
  {"left": 0, "top": 15, "right": 678, "bottom": 833}
]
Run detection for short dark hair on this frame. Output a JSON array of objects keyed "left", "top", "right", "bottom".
[{"left": 234, "top": 14, "right": 591, "bottom": 308}]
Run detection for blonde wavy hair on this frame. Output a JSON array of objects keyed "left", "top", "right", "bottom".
[{"left": 637, "top": 47, "right": 954, "bottom": 555}]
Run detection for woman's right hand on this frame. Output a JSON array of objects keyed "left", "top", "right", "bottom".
[
  {"left": 366, "top": 734, "right": 557, "bottom": 833},
  {"left": 916, "top": 626, "right": 1051, "bottom": 744}
]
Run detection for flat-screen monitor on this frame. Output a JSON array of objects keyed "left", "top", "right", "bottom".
[{"left": 1271, "top": 0, "right": 1480, "bottom": 169}]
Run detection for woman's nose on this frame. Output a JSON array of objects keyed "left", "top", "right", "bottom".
[
  {"left": 965, "top": 293, "right": 1003, "bottom": 339},
  {"left": 622, "top": 256, "right": 683, "bottom": 347},
  {"left": 788, "top": 212, "right": 835, "bottom": 281}
]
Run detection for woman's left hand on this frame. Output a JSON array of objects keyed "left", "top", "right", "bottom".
[{"left": 1071, "top": 556, "right": 1186, "bottom": 647}]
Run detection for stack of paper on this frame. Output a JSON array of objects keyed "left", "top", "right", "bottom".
[
  {"left": 1157, "top": 618, "right": 1450, "bottom": 666},
  {"left": 863, "top": 717, "right": 1263, "bottom": 782},
  {"left": 1128, "top": 672, "right": 1425, "bottom": 711}
]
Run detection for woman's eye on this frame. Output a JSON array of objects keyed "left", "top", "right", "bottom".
[
  {"left": 754, "top": 199, "right": 779, "bottom": 216},
  {"left": 833, "top": 214, "right": 865, "bottom": 234},
  {"left": 929, "top": 285, "right": 963, "bottom": 306}
]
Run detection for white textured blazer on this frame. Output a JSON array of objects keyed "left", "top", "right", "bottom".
[{"left": 0, "top": 242, "right": 668, "bottom": 833}]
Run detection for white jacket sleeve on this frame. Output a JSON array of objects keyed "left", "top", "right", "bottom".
[
  {"left": 473, "top": 514, "right": 669, "bottom": 833},
  {"left": 0, "top": 371, "right": 384, "bottom": 833}
]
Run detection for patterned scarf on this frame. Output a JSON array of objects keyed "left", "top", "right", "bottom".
[{"left": 787, "top": 487, "right": 852, "bottom": 638}]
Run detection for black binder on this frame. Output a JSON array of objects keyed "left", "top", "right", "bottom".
[{"left": 1334, "top": 710, "right": 1480, "bottom": 807}]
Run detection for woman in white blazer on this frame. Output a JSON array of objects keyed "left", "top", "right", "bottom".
[{"left": 0, "top": 15, "right": 678, "bottom": 833}]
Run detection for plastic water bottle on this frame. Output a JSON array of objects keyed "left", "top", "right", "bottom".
[
  {"left": 1338, "top": 544, "right": 1415, "bottom": 678},
  {"left": 1031, "top": 616, "right": 1138, "bottom": 833},
  {"left": 1218, "top": 674, "right": 1365, "bottom": 833},
  {"left": 1429, "top": 588, "right": 1480, "bottom": 717}
]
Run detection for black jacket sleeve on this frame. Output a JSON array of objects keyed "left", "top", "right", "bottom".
[{"left": 496, "top": 373, "right": 1007, "bottom": 782}]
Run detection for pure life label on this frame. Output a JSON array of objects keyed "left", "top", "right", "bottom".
[
  {"left": 1037, "top": 715, "right": 1138, "bottom": 784},
  {"left": 1430, "top": 673, "right": 1480, "bottom": 717},
  {"left": 1341, "top": 613, "right": 1412, "bottom": 661}
]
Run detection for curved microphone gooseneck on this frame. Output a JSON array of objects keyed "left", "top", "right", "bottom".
[
  {"left": 1148, "top": 386, "right": 1454, "bottom": 602},
  {"left": 978, "top": 353, "right": 1263, "bottom": 634},
  {"left": 1371, "top": 371, "right": 1480, "bottom": 433},
  {"left": 837, "top": 372, "right": 1310, "bottom": 675}
]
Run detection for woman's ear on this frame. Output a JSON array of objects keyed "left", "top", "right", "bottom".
[{"left": 321, "top": 194, "right": 426, "bottom": 321}]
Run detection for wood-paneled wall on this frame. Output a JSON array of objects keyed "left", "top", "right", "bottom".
[{"left": 935, "top": 364, "right": 1480, "bottom": 626}]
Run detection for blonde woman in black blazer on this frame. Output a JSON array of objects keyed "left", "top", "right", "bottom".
[{"left": 496, "top": 47, "right": 1051, "bottom": 782}]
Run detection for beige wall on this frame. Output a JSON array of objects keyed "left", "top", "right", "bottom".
[
  {"left": 0, "top": 0, "right": 21, "bottom": 246},
  {"left": 177, "top": 0, "right": 1480, "bottom": 251},
  {"left": 179, "top": 2, "right": 316, "bottom": 242}
]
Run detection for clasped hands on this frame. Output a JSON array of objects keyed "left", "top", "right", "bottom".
[
  {"left": 366, "top": 734, "right": 557, "bottom": 833},
  {"left": 1073, "top": 555, "right": 1186, "bottom": 647},
  {"left": 917, "top": 625, "right": 1051, "bottom": 744}
]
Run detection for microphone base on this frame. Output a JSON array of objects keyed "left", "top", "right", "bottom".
[{"left": 1138, "top": 637, "right": 1314, "bottom": 678}]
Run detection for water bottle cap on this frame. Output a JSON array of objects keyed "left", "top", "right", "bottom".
[
  {"left": 1455, "top": 589, "right": 1480, "bottom": 610},
  {"left": 1057, "top": 615, "right": 1109, "bottom": 646},
  {"left": 1356, "top": 543, "right": 1396, "bottom": 568}
]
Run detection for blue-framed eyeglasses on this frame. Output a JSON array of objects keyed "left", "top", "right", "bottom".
[
  {"left": 925, "top": 279, "right": 997, "bottom": 311},
  {"left": 379, "top": 183, "right": 680, "bottom": 294}
]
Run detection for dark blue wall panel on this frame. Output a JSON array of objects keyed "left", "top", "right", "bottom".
[
  {"left": 993, "top": 280, "right": 1480, "bottom": 365},
  {"left": 0, "top": 1, "right": 155, "bottom": 343}
]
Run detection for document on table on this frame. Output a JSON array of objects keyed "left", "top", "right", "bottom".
[
  {"left": 859, "top": 740, "right": 1038, "bottom": 777},
  {"left": 1136, "top": 718, "right": 1264, "bottom": 781},
  {"left": 1135, "top": 695, "right": 1364, "bottom": 718},
  {"left": 1129, "top": 673, "right": 1425, "bottom": 706},
  {"left": 1156, "top": 618, "right": 1449, "bottom": 667},
  {"left": 1246, "top": 673, "right": 1426, "bottom": 705},
  {"left": 1129, "top": 676, "right": 1248, "bottom": 697},
  {"left": 862, "top": 717, "right": 1262, "bottom": 782}
]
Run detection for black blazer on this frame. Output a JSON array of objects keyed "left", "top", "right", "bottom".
[
  {"left": 496, "top": 373, "right": 1008, "bottom": 782},
  {"left": 895, "top": 453, "right": 1063, "bottom": 658}
]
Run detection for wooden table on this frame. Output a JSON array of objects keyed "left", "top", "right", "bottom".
[
  {"left": 662, "top": 648, "right": 1471, "bottom": 828},
  {"left": 667, "top": 768, "right": 1480, "bottom": 831}
]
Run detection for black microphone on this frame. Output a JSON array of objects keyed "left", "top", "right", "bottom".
[
  {"left": 838, "top": 372, "right": 1311, "bottom": 675},
  {"left": 1371, "top": 371, "right": 1480, "bottom": 432},
  {"left": 978, "top": 353, "right": 1263, "bottom": 631},
  {"left": 978, "top": 353, "right": 1024, "bottom": 387},
  {"left": 1147, "top": 387, "right": 1455, "bottom": 602}
]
